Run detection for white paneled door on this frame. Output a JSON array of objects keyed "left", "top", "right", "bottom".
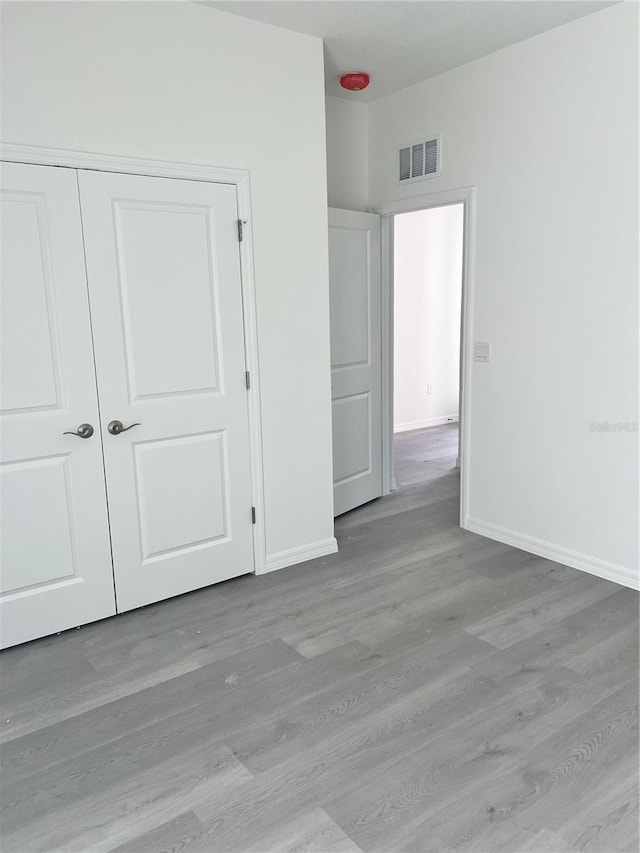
[
  {"left": 329, "top": 208, "right": 382, "bottom": 516},
  {"left": 78, "top": 171, "right": 254, "bottom": 612},
  {"left": 0, "top": 163, "right": 116, "bottom": 647}
]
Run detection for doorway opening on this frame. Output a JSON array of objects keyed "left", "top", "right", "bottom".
[
  {"left": 388, "top": 202, "right": 465, "bottom": 507},
  {"left": 327, "top": 188, "right": 473, "bottom": 528}
]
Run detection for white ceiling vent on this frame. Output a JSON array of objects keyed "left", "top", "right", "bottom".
[{"left": 398, "top": 137, "right": 440, "bottom": 184}]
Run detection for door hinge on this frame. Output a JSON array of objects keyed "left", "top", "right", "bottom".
[
  {"left": 251, "top": 507, "right": 256, "bottom": 524},
  {"left": 245, "top": 370, "right": 251, "bottom": 390},
  {"left": 237, "top": 219, "right": 245, "bottom": 242}
]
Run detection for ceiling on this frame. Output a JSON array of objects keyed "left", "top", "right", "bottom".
[{"left": 201, "top": 1, "right": 615, "bottom": 102}]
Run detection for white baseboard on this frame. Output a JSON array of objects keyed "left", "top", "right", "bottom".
[
  {"left": 394, "top": 415, "right": 459, "bottom": 434},
  {"left": 464, "top": 516, "right": 639, "bottom": 591},
  {"left": 262, "top": 537, "right": 338, "bottom": 575}
]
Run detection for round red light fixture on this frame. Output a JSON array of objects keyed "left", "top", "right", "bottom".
[{"left": 339, "top": 72, "right": 370, "bottom": 92}]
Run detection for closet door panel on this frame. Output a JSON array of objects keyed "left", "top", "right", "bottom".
[
  {"left": 0, "top": 162, "right": 115, "bottom": 648},
  {"left": 78, "top": 171, "right": 254, "bottom": 611}
]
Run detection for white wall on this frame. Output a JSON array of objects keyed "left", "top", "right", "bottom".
[
  {"left": 0, "top": 1, "right": 336, "bottom": 565},
  {"left": 394, "top": 205, "right": 463, "bottom": 433},
  {"left": 370, "top": 3, "right": 639, "bottom": 583},
  {"left": 325, "top": 95, "right": 369, "bottom": 211}
]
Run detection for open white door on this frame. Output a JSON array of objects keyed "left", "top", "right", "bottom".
[
  {"left": 329, "top": 208, "right": 382, "bottom": 516},
  {"left": 78, "top": 171, "right": 254, "bottom": 612},
  {"left": 0, "top": 163, "right": 116, "bottom": 648}
]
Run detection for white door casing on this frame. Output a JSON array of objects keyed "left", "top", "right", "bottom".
[
  {"left": 0, "top": 162, "right": 116, "bottom": 648},
  {"left": 78, "top": 170, "right": 254, "bottom": 612},
  {"left": 329, "top": 208, "right": 382, "bottom": 516},
  {"left": 377, "top": 187, "right": 475, "bottom": 522}
]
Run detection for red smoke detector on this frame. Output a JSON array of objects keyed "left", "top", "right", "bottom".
[{"left": 339, "top": 72, "right": 370, "bottom": 92}]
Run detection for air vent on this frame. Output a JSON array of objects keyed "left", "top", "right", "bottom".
[{"left": 398, "top": 137, "right": 440, "bottom": 183}]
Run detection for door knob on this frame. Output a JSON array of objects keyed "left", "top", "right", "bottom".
[
  {"left": 108, "top": 420, "right": 141, "bottom": 435},
  {"left": 63, "top": 423, "right": 94, "bottom": 439}
]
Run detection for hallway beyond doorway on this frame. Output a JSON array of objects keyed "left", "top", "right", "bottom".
[
  {"left": 394, "top": 422, "right": 458, "bottom": 490},
  {"left": 334, "top": 422, "right": 459, "bottom": 533}
]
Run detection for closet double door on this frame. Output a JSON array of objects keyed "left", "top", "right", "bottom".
[{"left": 1, "top": 162, "right": 254, "bottom": 648}]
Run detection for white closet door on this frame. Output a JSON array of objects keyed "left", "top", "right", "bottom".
[
  {"left": 329, "top": 208, "right": 382, "bottom": 516},
  {"left": 0, "top": 163, "right": 115, "bottom": 648},
  {"left": 78, "top": 171, "right": 254, "bottom": 612}
]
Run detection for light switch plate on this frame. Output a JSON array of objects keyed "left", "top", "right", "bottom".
[{"left": 474, "top": 341, "right": 491, "bottom": 362}]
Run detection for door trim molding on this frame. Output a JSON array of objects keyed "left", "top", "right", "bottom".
[
  {"left": 1, "top": 142, "right": 267, "bottom": 575},
  {"left": 0, "top": 143, "right": 249, "bottom": 185},
  {"left": 380, "top": 215, "right": 394, "bottom": 496},
  {"left": 375, "top": 185, "right": 476, "bottom": 526}
]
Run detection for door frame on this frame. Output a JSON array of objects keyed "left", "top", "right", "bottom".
[
  {"left": 376, "top": 185, "right": 476, "bottom": 525},
  {"left": 0, "top": 142, "right": 267, "bottom": 574}
]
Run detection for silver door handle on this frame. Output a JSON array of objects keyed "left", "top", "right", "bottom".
[
  {"left": 63, "top": 423, "right": 94, "bottom": 439},
  {"left": 108, "top": 420, "right": 141, "bottom": 436}
]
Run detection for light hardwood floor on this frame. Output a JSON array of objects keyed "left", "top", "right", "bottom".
[{"left": 1, "top": 424, "right": 638, "bottom": 852}]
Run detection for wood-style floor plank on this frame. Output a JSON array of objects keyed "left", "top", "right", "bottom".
[
  {"left": 1, "top": 424, "right": 637, "bottom": 852},
  {"left": 110, "top": 810, "right": 206, "bottom": 853}
]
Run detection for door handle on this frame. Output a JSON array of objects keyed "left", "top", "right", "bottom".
[
  {"left": 107, "top": 420, "right": 141, "bottom": 436},
  {"left": 63, "top": 423, "right": 94, "bottom": 439}
]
